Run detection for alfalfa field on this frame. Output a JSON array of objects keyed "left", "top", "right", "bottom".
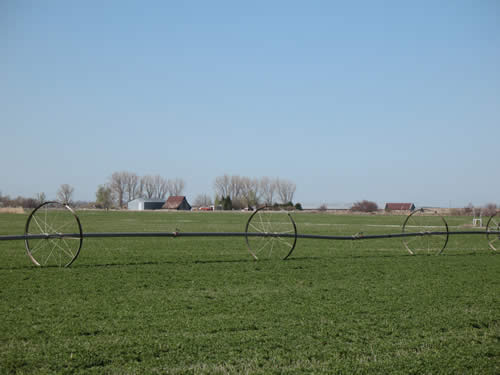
[{"left": 0, "top": 210, "right": 498, "bottom": 374}]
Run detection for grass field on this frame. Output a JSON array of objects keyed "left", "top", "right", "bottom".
[{"left": 0, "top": 210, "right": 498, "bottom": 374}]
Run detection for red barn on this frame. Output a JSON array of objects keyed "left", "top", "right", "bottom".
[
  {"left": 385, "top": 203, "right": 415, "bottom": 211},
  {"left": 162, "top": 196, "right": 192, "bottom": 211}
]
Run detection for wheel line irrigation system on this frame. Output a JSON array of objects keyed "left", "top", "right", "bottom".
[{"left": 0, "top": 202, "right": 498, "bottom": 268}]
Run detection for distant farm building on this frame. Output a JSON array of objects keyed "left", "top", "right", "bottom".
[
  {"left": 128, "top": 198, "right": 166, "bottom": 211},
  {"left": 162, "top": 196, "right": 192, "bottom": 211},
  {"left": 385, "top": 203, "right": 415, "bottom": 211}
]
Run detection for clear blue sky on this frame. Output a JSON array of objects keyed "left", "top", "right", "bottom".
[{"left": 1, "top": 1, "right": 499, "bottom": 208}]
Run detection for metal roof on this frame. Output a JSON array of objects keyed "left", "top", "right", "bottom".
[
  {"left": 385, "top": 203, "right": 414, "bottom": 210},
  {"left": 163, "top": 196, "right": 188, "bottom": 209}
]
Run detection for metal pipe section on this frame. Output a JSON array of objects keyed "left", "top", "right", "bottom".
[{"left": 0, "top": 230, "right": 498, "bottom": 242}]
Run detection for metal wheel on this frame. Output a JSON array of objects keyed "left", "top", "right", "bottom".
[
  {"left": 25, "top": 201, "right": 83, "bottom": 267},
  {"left": 486, "top": 214, "right": 499, "bottom": 251},
  {"left": 402, "top": 208, "right": 449, "bottom": 255},
  {"left": 245, "top": 206, "right": 297, "bottom": 260}
]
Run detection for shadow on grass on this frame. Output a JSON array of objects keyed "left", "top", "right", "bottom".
[
  {"left": 1, "top": 251, "right": 494, "bottom": 271},
  {"left": 334, "top": 251, "right": 495, "bottom": 259},
  {"left": 0, "top": 260, "right": 177, "bottom": 271}
]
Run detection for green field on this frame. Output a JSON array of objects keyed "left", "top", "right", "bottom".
[{"left": 0, "top": 211, "right": 498, "bottom": 374}]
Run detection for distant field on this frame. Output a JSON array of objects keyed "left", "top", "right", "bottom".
[{"left": 0, "top": 211, "right": 498, "bottom": 374}]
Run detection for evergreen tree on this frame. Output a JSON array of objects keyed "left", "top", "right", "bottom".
[{"left": 223, "top": 196, "right": 232, "bottom": 210}]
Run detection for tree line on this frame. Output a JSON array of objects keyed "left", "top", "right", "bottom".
[
  {"left": 449, "top": 202, "right": 498, "bottom": 217},
  {"left": 211, "top": 175, "right": 298, "bottom": 210},
  {"left": 2, "top": 183, "right": 498, "bottom": 216},
  {"left": 0, "top": 172, "right": 186, "bottom": 210},
  {"left": 0, "top": 189, "right": 66, "bottom": 209},
  {"left": 96, "top": 172, "right": 186, "bottom": 209},
  {"left": 1, "top": 173, "right": 297, "bottom": 211},
  {"left": 347, "top": 200, "right": 498, "bottom": 216}
]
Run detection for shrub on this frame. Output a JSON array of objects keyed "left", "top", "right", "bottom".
[
  {"left": 351, "top": 200, "right": 378, "bottom": 212},
  {"left": 463, "top": 203, "right": 474, "bottom": 216},
  {"left": 483, "top": 203, "right": 497, "bottom": 217}
]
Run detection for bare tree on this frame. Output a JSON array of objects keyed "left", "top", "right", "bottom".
[
  {"left": 213, "top": 175, "right": 246, "bottom": 209},
  {"left": 57, "top": 184, "right": 75, "bottom": 205},
  {"left": 240, "top": 177, "right": 260, "bottom": 208},
  {"left": 142, "top": 175, "right": 155, "bottom": 199},
  {"left": 124, "top": 172, "right": 140, "bottom": 202},
  {"left": 168, "top": 178, "right": 185, "bottom": 196},
  {"left": 193, "top": 194, "right": 213, "bottom": 207},
  {"left": 214, "top": 174, "right": 231, "bottom": 200},
  {"left": 35, "top": 192, "right": 46, "bottom": 205},
  {"left": 0, "top": 191, "right": 7, "bottom": 207},
  {"left": 230, "top": 175, "right": 243, "bottom": 202},
  {"left": 109, "top": 171, "right": 128, "bottom": 208},
  {"left": 141, "top": 175, "right": 169, "bottom": 199},
  {"left": 215, "top": 174, "right": 296, "bottom": 207},
  {"left": 140, "top": 176, "right": 152, "bottom": 199},
  {"left": 276, "top": 178, "right": 296, "bottom": 204},
  {"left": 483, "top": 203, "right": 498, "bottom": 217},
  {"left": 157, "top": 176, "right": 169, "bottom": 199},
  {"left": 260, "top": 177, "right": 277, "bottom": 206}
]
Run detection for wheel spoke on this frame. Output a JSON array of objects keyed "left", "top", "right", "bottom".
[
  {"left": 53, "top": 220, "right": 75, "bottom": 234},
  {"left": 40, "top": 219, "right": 61, "bottom": 235},
  {"left": 30, "top": 239, "right": 50, "bottom": 254},
  {"left": 44, "top": 205, "right": 48, "bottom": 233},
  {"left": 269, "top": 238, "right": 275, "bottom": 258},
  {"left": 276, "top": 236, "right": 293, "bottom": 248},
  {"left": 32, "top": 215, "right": 47, "bottom": 234},
  {"left": 258, "top": 212, "right": 267, "bottom": 232},
  {"left": 486, "top": 214, "right": 499, "bottom": 251},
  {"left": 250, "top": 222, "right": 265, "bottom": 233},
  {"left": 42, "top": 241, "right": 58, "bottom": 265},
  {"left": 405, "top": 236, "right": 419, "bottom": 245},
  {"left": 51, "top": 239, "right": 75, "bottom": 259},
  {"left": 255, "top": 238, "right": 272, "bottom": 255}
]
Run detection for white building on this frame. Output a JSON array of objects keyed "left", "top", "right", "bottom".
[{"left": 127, "top": 198, "right": 166, "bottom": 211}]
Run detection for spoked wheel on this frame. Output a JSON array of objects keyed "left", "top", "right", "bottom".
[
  {"left": 486, "top": 214, "right": 499, "bottom": 251},
  {"left": 245, "top": 206, "right": 297, "bottom": 260},
  {"left": 402, "top": 208, "right": 449, "bottom": 255},
  {"left": 25, "top": 201, "right": 83, "bottom": 267}
]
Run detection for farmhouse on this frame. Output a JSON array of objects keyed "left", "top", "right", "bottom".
[
  {"left": 385, "top": 202, "right": 415, "bottom": 211},
  {"left": 162, "top": 196, "right": 192, "bottom": 211},
  {"left": 128, "top": 198, "right": 166, "bottom": 211}
]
